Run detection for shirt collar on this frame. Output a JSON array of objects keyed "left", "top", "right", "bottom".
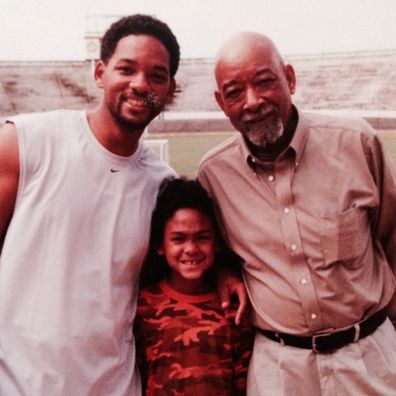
[{"left": 289, "top": 107, "right": 310, "bottom": 168}]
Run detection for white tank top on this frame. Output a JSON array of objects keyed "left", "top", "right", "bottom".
[{"left": 0, "top": 110, "right": 176, "bottom": 395}]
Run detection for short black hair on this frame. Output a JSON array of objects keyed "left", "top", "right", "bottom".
[
  {"left": 100, "top": 14, "right": 180, "bottom": 77},
  {"left": 140, "top": 177, "right": 242, "bottom": 287}
]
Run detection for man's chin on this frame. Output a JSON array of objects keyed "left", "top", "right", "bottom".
[
  {"left": 241, "top": 118, "right": 284, "bottom": 147},
  {"left": 117, "top": 111, "right": 160, "bottom": 131},
  {"left": 244, "top": 128, "right": 283, "bottom": 148},
  {"left": 115, "top": 116, "right": 148, "bottom": 131}
]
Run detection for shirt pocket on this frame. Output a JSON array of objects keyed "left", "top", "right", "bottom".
[{"left": 319, "top": 206, "right": 370, "bottom": 266}]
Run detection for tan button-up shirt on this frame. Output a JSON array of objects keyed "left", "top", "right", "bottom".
[{"left": 198, "top": 110, "right": 396, "bottom": 335}]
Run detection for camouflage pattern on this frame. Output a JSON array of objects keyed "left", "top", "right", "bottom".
[{"left": 134, "top": 280, "right": 253, "bottom": 395}]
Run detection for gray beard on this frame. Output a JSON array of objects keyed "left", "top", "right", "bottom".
[{"left": 244, "top": 115, "right": 284, "bottom": 148}]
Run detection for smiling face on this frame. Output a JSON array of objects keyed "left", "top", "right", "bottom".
[
  {"left": 157, "top": 208, "right": 217, "bottom": 294},
  {"left": 215, "top": 32, "right": 296, "bottom": 148},
  {"left": 95, "top": 34, "right": 175, "bottom": 132}
]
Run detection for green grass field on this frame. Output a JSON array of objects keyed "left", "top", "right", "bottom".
[
  {"left": 149, "top": 131, "right": 396, "bottom": 178},
  {"left": 381, "top": 134, "right": 396, "bottom": 159}
]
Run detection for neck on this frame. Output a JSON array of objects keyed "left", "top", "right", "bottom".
[
  {"left": 166, "top": 276, "right": 213, "bottom": 295},
  {"left": 87, "top": 105, "right": 144, "bottom": 157}
]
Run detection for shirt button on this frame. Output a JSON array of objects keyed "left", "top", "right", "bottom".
[
  {"left": 291, "top": 244, "right": 297, "bottom": 251},
  {"left": 300, "top": 278, "right": 307, "bottom": 285},
  {"left": 284, "top": 207, "right": 290, "bottom": 214},
  {"left": 268, "top": 175, "right": 274, "bottom": 182},
  {"left": 311, "top": 313, "right": 317, "bottom": 320}
]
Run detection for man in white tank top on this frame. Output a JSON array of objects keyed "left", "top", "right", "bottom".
[
  {"left": 0, "top": 14, "right": 178, "bottom": 396},
  {"left": 0, "top": 14, "right": 247, "bottom": 396}
]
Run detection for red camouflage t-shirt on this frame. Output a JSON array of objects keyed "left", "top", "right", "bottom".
[{"left": 134, "top": 280, "right": 253, "bottom": 396}]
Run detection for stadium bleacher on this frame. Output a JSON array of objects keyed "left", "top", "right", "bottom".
[{"left": 1, "top": 49, "right": 396, "bottom": 130}]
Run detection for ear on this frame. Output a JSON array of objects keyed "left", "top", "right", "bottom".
[
  {"left": 94, "top": 60, "right": 106, "bottom": 89},
  {"left": 156, "top": 246, "right": 164, "bottom": 256},
  {"left": 214, "top": 90, "right": 226, "bottom": 113},
  {"left": 167, "top": 78, "right": 176, "bottom": 99},
  {"left": 284, "top": 64, "right": 296, "bottom": 95},
  {"left": 164, "top": 78, "right": 177, "bottom": 107}
]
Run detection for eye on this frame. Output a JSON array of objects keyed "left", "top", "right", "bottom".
[
  {"left": 117, "top": 66, "right": 134, "bottom": 75},
  {"left": 224, "top": 88, "right": 242, "bottom": 99},
  {"left": 170, "top": 236, "right": 185, "bottom": 244},
  {"left": 256, "top": 77, "right": 276, "bottom": 87},
  {"left": 197, "top": 233, "right": 212, "bottom": 242},
  {"left": 149, "top": 73, "right": 168, "bottom": 84}
]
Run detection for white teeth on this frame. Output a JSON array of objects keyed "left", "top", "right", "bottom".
[
  {"left": 126, "top": 99, "right": 145, "bottom": 106},
  {"left": 181, "top": 260, "right": 201, "bottom": 265}
]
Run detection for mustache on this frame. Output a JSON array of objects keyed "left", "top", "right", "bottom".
[
  {"left": 242, "top": 103, "right": 278, "bottom": 122},
  {"left": 122, "top": 89, "right": 166, "bottom": 109}
]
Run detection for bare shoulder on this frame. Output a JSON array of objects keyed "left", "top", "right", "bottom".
[
  {"left": 0, "top": 122, "right": 19, "bottom": 165},
  {"left": 0, "top": 122, "right": 20, "bottom": 242}
]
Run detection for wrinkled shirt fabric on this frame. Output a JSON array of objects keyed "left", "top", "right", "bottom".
[{"left": 198, "top": 109, "right": 396, "bottom": 335}]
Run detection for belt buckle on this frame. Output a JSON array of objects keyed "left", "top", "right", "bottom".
[
  {"left": 312, "top": 331, "right": 332, "bottom": 353},
  {"left": 312, "top": 323, "right": 361, "bottom": 352}
]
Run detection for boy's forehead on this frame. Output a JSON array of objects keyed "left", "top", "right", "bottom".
[{"left": 168, "top": 208, "right": 214, "bottom": 226}]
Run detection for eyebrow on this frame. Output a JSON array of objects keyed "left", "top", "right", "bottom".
[
  {"left": 221, "top": 67, "right": 276, "bottom": 90},
  {"left": 222, "top": 80, "right": 239, "bottom": 91},
  {"left": 117, "top": 58, "right": 169, "bottom": 73},
  {"left": 169, "top": 229, "right": 213, "bottom": 235},
  {"left": 255, "top": 68, "right": 277, "bottom": 78},
  {"left": 116, "top": 58, "right": 135, "bottom": 65},
  {"left": 151, "top": 65, "right": 170, "bottom": 74}
]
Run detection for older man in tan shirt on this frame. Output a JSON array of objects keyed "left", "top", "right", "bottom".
[{"left": 197, "top": 32, "right": 396, "bottom": 395}]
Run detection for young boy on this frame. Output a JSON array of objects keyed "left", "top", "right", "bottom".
[{"left": 134, "top": 178, "right": 253, "bottom": 395}]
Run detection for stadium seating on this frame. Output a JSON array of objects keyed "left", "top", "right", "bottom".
[{"left": 1, "top": 50, "right": 396, "bottom": 130}]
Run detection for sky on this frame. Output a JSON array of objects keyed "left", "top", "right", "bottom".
[{"left": 1, "top": 0, "right": 396, "bottom": 61}]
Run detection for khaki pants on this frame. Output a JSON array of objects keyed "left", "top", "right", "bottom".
[{"left": 247, "top": 318, "right": 396, "bottom": 396}]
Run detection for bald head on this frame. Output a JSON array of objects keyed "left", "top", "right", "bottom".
[
  {"left": 213, "top": 31, "right": 296, "bottom": 149},
  {"left": 215, "top": 32, "right": 284, "bottom": 83}
]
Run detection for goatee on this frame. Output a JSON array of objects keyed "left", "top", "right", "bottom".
[{"left": 244, "top": 114, "right": 284, "bottom": 148}]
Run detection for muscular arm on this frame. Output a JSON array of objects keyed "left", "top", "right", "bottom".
[{"left": 0, "top": 122, "right": 19, "bottom": 251}]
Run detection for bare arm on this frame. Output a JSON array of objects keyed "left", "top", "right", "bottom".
[
  {"left": 0, "top": 122, "right": 19, "bottom": 251},
  {"left": 216, "top": 266, "right": 248, "bottom": 325}
]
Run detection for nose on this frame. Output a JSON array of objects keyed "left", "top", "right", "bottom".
[
  {"left": 128, "top": 71, "right": 149, "bottom": 92},
  {"left": 184, "top": 239, "right": 199, "bottom": 254},
  {"left": 243, "top": 87, "right": 264, "bottom": 112}
]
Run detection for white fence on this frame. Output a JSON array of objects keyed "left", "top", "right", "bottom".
[{"left": 144, "top": 139, "right": 170, "bottom": 163}]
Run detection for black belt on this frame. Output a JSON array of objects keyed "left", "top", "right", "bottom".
[{"left": 257, "top": 309, "right": 387, "bottom": 352}]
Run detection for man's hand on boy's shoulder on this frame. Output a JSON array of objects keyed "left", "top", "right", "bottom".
[{"left": 215, "top": 267, "right": 248, "bottom": 325}]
